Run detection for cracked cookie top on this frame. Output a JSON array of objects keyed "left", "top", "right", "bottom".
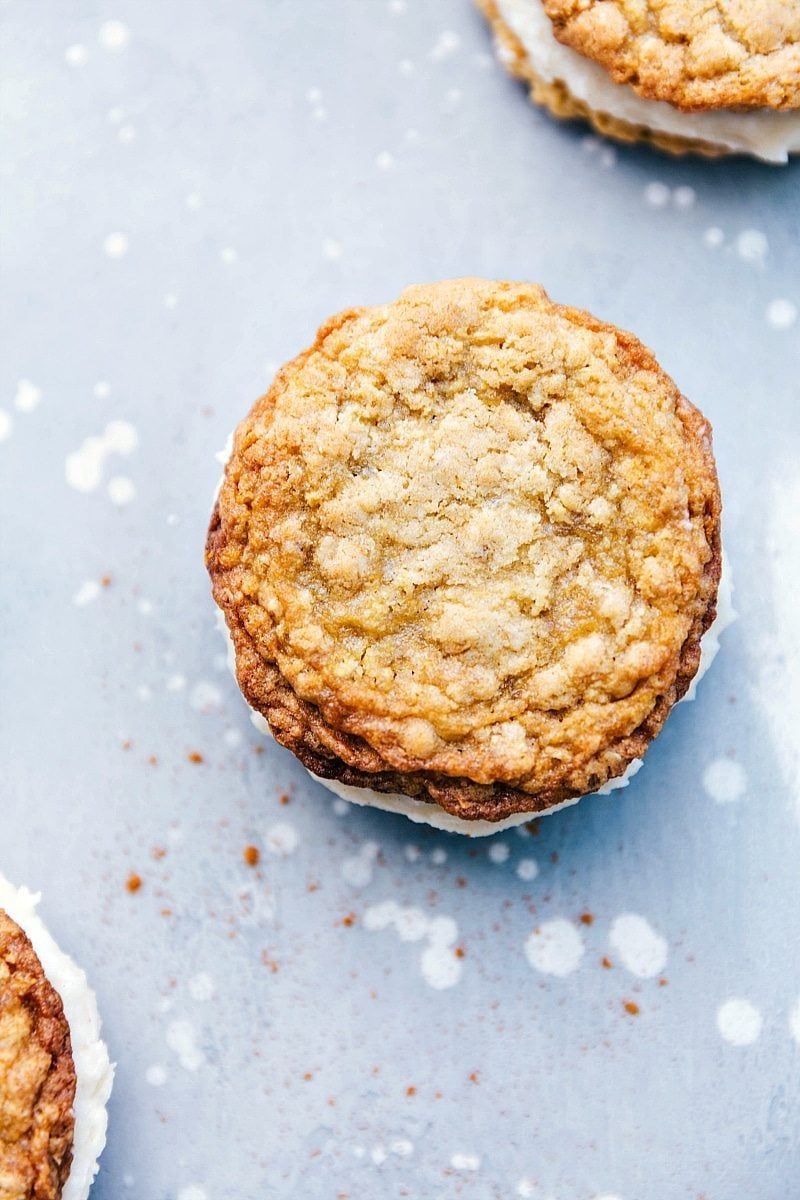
[
  {"left": 543, "top": 0, "right": 800, "bottom": 110},
  {"left": 0, "top": 909, "right": 75, "bottom": 1200},
  {"left": 211, "top": 279, "right": 720, "bottom": 798}
]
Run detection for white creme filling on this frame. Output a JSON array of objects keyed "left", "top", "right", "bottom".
[
  {"left": 494, "top": 0, "right": 800, "bottom": 162},
  {"left": 0, "top": 875, "right": 114, "bottom": 1200}
]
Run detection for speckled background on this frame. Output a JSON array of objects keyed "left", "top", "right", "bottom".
[{"left": 2, "top": 3, "right": 800, "bottom": 1198}]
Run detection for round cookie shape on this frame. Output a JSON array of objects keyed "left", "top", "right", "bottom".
[
  {"left": 208, "top": 279, "right": 721, "bottom": 822},
  {"left": 543, "top": 0, "right": 800, "bottom": 111},
  {"left": 0, "top": 909, "right": 76, "bottom": 1200}
]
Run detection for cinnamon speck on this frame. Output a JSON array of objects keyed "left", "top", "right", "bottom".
[
  {"left": 468, "top": 1071, "right": 479, "bottom": 1084},
  {"left": 580, "top": 911, "right": 594, "bottom": 925},
  {"left": 148, "top": 754, "right": 158, "bottom": 766},
  {"left": 601, "top": 956, "right": 613, "bottom": 969},
  {"left": 122, "top": 739, "right": 132, "bottom": 751},
  {"left": 260, "top": 951, "right": 279, "bottom": 973},
  {"left": 405, "top": 1085, "right": 416, "bottom": 1097},
  {"left": 623, "top": 1000, "right": 640, "bottom": 1016},
  {"left": 340, "top": 913, "right": 356, "bottom": 927},
  {"left": 187, "top": 751, "right": 204, "bottom": 764},
  {"left": 243, "top": 845, "right": 260, "bottom": 867},
  {"left": 279, "top": 793, "right": 291, "bottom": 806},
  {"left": 659, "top": 977, "right": 669, "bottom": 987},
  {"left": 303, "top": 1071, "right": 314, "bottom": 1081},
  {"left": 101, "top": 574, "right": 112, "bottom": 587},
  {"left": 550, "top": 851, "right": 559, "bottom": 864},
  {"left": 151, "top": 846, "right": 166, "bottom": 861},
  {"left": 126, "top": 872, "right": 142, "bottom": 894},
  {"left": 456, "top": 876, "right": 467, "bottom": 888},
  {"left": 454, "top": 946, "right": 465, "bottom": 959}
]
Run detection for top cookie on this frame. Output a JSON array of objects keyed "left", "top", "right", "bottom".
[
  {"left": 543, "top": 0, "right": 800, "bottom": 110},
  {"left": 0, "top": 909, "right": 76, "bottom": 1200},
  {"left": 210, "top": 280, "right": 721, "bottom": 816}
]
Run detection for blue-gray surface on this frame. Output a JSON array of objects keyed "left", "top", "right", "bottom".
[{"left": 2, "top": 2, "right": 800, "bottom": 1198}]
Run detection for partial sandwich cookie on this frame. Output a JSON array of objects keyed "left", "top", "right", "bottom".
[
  {"left": 0, "top": 876, "right": 113, "bottom": 1200},
  {"left": 208, "top": 279, "right": 722, "bottom": 830},
  {"left": 479, "top": 0, "right": 800, "bottom": 161}
]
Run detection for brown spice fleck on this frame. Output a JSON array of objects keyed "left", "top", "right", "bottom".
[
  {"left": 454, "top": 946, "right": 465, "bottom": 959},
  {"left": 580, "top": 912, "right": 594, "bottom": 925},
  {"left": 659, "top": 977, "right": 669, "bottom": 987},
  {"left": 405, "top": 1086, "right": 416, "bottom": 1097},
  {"left": 126, "top": 872, "right": 142, "bottom": 894},
  {"left": 148, "top": 754, "right": 158, "bottom": 766},
  {"left": 243, "top": 845, "right": 260, "bottom": 867},
  {"left": 303, "top": 1071, "right": 313, "bottom": 1081},
  {"left": 151, "top": 846, "right": 166, "bottom": 861},
  {"left": 122, "top": 739, "right": 132, "bottom": 751},
  {"left": 468, "top": 1071, "right": 479, "bottom": 1084},
  {"left": 340, "top": 913, "right": 356, "bottom": 927},
  {"left": 601, "top": 956, "right": 613, "bottom": 969},
  {"left": 187, "top": 751, "right": 204, "bottom": 764},
  {"left": 623, "top": 1000, "right": 640, "bottom": 1016},
  {"left": 279, "top": 793, "right": 291, "bottom": 805},
  {"left": 101, "top": 574, "right": 112, "bottom": 587}
]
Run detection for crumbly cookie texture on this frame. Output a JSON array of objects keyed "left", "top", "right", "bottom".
[
  {"left": 0, "top": 911, "right": 75, "bottom": 1200},
  {"left": 544, "top": 0, "right": 800, "bottom": 111},
  {"left": 479, "top": 0, "right": 729, "bottom": 156},
  {"left": 208, "top": 279, "right": 720, "bottom": 822}
]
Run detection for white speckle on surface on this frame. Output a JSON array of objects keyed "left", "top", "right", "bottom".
[
  {"left": 177, "top": 1188, "right": 207, "bottom": 1200},
  {"left": 108, "top": 475, "right": 136, "bottom": 506},
  {"left": 103, "top": 231, "right": 129, "bottom": 258},
  {"left": 166, "top": 1019, "right": 205, "bottom": 1071},
  {"left": 644, "top": 181, "right": 670, "bottom": 207},
  {"left": 167, "top": 674, "right": 186, "bottom": 692},
  {"left": 443, "top": 87, "right": 462, "bottom": 112},
  {"left": 352, "top": 1144, "right": 366, "bottom": 1159},
  {"left": 488, "top": 842, "right": 509, "bottom": 864},
  {"left": 341, "top": 841, "right": 379, "bottom": 888},
  {"left": 717, "top": 998, "right": 762, "bottom": 1045},
  {"left": 0, "top": 410, "right": 13, "bottom": 442},
  {"left": 399, "top": 58, "right": 415, "bottom": 75},
  {"left": 430, "top": 847, "right": 447, "bottom": 865},
  {"left": 223, "top": 727, "right": 242, "bottom": 747},
  {"left": 145, "top": 1064, "right": 167, "bottom": 1087},
  {"left": 404, "top": 845, "right": 420, "bottom": 862},
  {"left": 364, "top": 902, "right": 463, "bottom": 989},
  {"left": 137, "top": 599, "right": 153, "bottom": 616},
  {"left": 185, "top": 191, "right": 202, "bottom": 210},
  {"left": 516, "top": 858, "right": 538, "bottom": 882},
  {"left": 220, "top": 246, "right": 238, "bottom": 264},
  {"left": 430, "top": 30, "right": 460, "bottom": 60},
  {"left": 789, "top": 998, "right": 800, "bottom": 1043},
  {"left": 322, "top": 237, "right": 342, "bottom": 260},
  {"left": 332, "top": 798, "right": 349, "bottom": 816},
  {"left": 609, "top": 914, "right": 668, "bottom": 978},
  {"left": 599, "top": 146, "right": 617, "bottom": 168},
  {"left": 371, "top": 1145, "right": 387, "bottom": 1166},
  {"left": 450, "top": 1152, "right": 480, "bottom": 1171},
  {"left": 704, "top": 226, "right": 724, "bottom": 248},
  {"left": 391, "top": 1138, "right": 413, "bottom": 1156},
  {"left": 98, "top": 20, "right": 130, "bottom": 51},
  {"left": 702, "top": 758, "right": 747, "bottom": 804},
  {"left": 164, "top": 292, "right": 178, "bottom": 309},
  {"left": 94, "top": 381, "right": 111, "bottom": 399},
  {"left": 14, "top": 380, "right": 41, "bottom": 412},
  {"left": 766, "top": 298, "right": 797, "bottom": 330},
  {"left": 190, "top": 681, "right": 223, "bottom": 713},
  {"left": 388, "top": 0, "right": 407, "bottom": 11},
  {"left": 375, "top": 150, "right": 395, "bottom": 170},
  {"left": 673, "top": 185, "right": 696, "bottom": 209},
  {"left": 516, "top": 1182, "right": 536, "bottom": 1199},
  {"left": 525, "top": 918, "right": 584, "bottom": 977},
  {"left": 65, "top": 44, "right": 89, "bottom": 67},
  {"left": 65, "top": 420, "right": 137, "bottom": 492},
  {"left": 736, "top": 229, "right": 768, "bottom": 263},
  {"left": 265, "top": 822, "right": 299, "bottom": 857},
  {"left": 107, "top": 107, "right": 125, "bottom": 125},
  {"left": 136, "top": 684, "right": 152, "bottom": 702},
  {"left": 73, "top": 581, "right": 100, "bottom": 607},
  {"left": 306, "top": 87, "right": 322, "bottom": 103},
  {"left": 118, "top": 123, "right": 136, "bottom": 143},
  {"left": 188, "top": 973, "right": 215, "bottom": 1002}
]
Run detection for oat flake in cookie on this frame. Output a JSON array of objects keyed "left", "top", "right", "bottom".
[
  {"left": 479, "top": 0, "right": 800, "bottom": 160},
  {"left": 207, "top": 279, "right": 722, "bottom": 829},
  {"left": 0, "top": 876, "right": 113, "bottom": 1200}
]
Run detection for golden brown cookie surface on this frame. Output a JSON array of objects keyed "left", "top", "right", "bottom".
[
  {"left": 209, "top": 279, "right": 720, "bottom": 821},
  {"left": 543, "top": 0, "right": 800, "bottom": 110},
  {"left": 0, "top": 910, "right": 76, "bottom": 1200}
]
